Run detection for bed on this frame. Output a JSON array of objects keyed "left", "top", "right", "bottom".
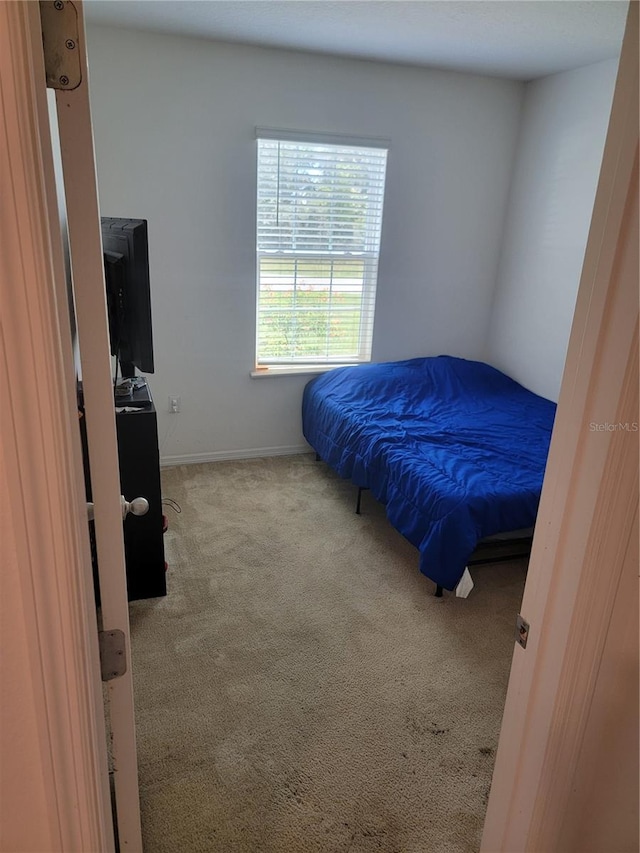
[{"left": 302, "top": 356, "right": 556, "bottom": 592}]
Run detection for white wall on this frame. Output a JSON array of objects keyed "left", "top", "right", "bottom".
[
  {"left": 47, "top": 90, "right": 82, "bottom": 376},
  {"left": 485, "top": 59, "right": 618, "bottom": 402},
  {"left": 86, "top": 26, "right": 523, "bottom": 463}
]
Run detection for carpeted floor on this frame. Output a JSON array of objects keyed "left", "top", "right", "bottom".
[{"left": 129, "top": 454, "right": 526, "bottom": 853}]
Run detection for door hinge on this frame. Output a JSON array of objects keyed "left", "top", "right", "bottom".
[
  {"left": 516, "top": 614, "right": 530, "bottom": 649},
  {"left": 99, "top": 629, "right": 127, "bottom": 681},
  {"left": 39, "top": 1, "right": 82, "bottom": 91}
]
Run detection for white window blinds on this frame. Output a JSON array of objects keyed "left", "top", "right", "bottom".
[{"left": 256, "top": 135, "right": 388, "bottom": 366}]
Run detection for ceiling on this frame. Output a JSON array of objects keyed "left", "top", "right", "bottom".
[{"left": 84, "top": 1, "right": 627, "bottom": 81}]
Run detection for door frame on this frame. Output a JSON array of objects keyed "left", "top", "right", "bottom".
[
  {"left": 481, "top": 3, "right": 638, "bottom": 849},
  {"left": 1, "top": 1, "right": 114, "bottom": 849}
]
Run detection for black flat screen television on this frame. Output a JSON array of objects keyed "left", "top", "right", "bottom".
[{"left": 101, "top": 217, "right": 154, "bottom": 377}]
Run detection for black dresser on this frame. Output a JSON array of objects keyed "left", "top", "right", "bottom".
[
  {"left": 80, "top": 380, "right": 167, "bottom": 602},
  {"left": 115, "top": 383, "right": 167, "bottom": 600}
]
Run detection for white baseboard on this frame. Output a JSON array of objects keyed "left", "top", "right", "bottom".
[{"left": 160, "top": 444, "right": 311, "bottom": 468}]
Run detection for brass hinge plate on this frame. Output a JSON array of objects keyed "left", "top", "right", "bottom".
[
  {"left": 99, "top": 629, "right": 127, "bottom": 681},
  {"left": 516, "top": 614, "right": 530, "bottom": 649},
  {"left": 39, "top": 1, "right": 82, "bottom": 91}
]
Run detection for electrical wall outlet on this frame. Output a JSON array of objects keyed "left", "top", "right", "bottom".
[{"left": 169, "top": 396, "right": 181, "bottom": 413}]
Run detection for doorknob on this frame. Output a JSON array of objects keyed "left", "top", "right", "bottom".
[
  {"left": 121, "top": 496, "right": 149, "bottom": 520},
  {"left": 86, "top": 497, "right": 149, "bottom": 521}
]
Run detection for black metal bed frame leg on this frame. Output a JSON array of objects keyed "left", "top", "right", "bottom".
[
  {"left": 356, "top": 487, "right": 364, "bottom": 515},
  {"left": 435, "top": 584, "right": 443, "bottom": 598},
  {"left": 315, "top": 452, "right": 321, "bottom": 462}
]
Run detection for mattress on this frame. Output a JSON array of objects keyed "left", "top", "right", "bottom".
[{"left": 302, "top": 356, "right": 555, "bottom": 590}]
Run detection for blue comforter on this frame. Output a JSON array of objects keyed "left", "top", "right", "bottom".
[{"left": 302, "top": 356, "right": 555, "bottom": 590}]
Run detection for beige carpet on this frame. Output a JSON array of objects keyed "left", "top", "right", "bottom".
[{"left": 129, "top": 454, "right": 526, "bottom": 853}]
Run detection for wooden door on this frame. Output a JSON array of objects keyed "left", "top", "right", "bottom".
[
  {"left": 48, "top": 1, "right": 143, "bottom": 847},
  {"left": 1, "top": 1, "right": 143, "bottom": 849}
]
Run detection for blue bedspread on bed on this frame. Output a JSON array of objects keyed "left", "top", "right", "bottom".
[{"left": 302, "top": 356, "right": 555, "bottom": 590}]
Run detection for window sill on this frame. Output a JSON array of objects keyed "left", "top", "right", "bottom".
[{"left": 250, "top": 364, "right": 358, "bottom": 379}]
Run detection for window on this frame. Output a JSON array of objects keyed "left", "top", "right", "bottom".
[{"left": 256, "top": 131, "right": 388, "bottom": 368}]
